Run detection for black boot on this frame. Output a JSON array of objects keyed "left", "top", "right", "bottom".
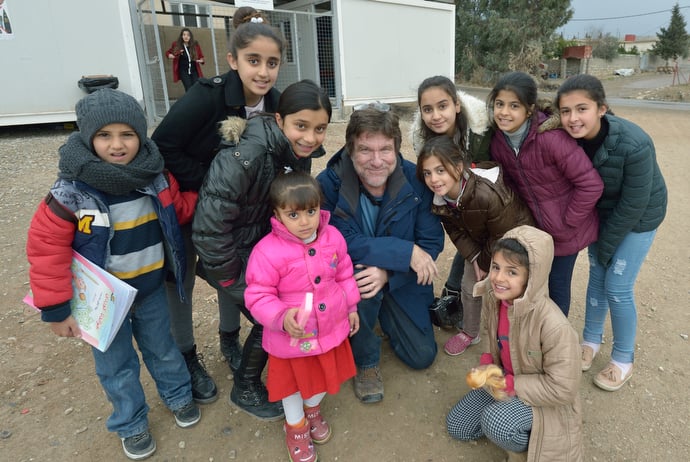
[
  {"left": 182, "top": 345, "right": 218, "bottom": 404},
  {"left": 444, "top": 285, "right": 464, "bottom": 330},
  {"left": 441, "top": 285, "right": 460, "bottom": 299},
  {"left": 429, "top": 285, "right": 463, "bottom": 330},
  {"left": 229, "top": 325, "right": 284, "bottom": 421},
  {"left": 219, "top": 329, "right": 242, "bottom": 373},
  {"left": 442, "top": 285, "right": 464, "bottom": 330}
]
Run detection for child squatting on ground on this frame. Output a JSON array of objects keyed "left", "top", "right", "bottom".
[
  {"left": 26, "top": 89, "right": 200, "bottom": 460},
  {"left": 244, "top": 172, "right": 360, "bottom": 462},
  {"left": 446, "top": 226, "right": 583, "bottom": 462}
]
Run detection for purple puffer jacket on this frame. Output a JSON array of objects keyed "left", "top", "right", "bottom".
[
  {"left": 244, "top": 210, "right": 360, "bottom": 358},
  {"left": 490, "top": 112, "right": 603, "bottom": 256}
]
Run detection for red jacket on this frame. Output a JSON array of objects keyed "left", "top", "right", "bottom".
[
  {"left": 166, "top": 41, "right": 204, "bottom": 82},
  {"left": 27, "top": 173, "right": 196, "bottom": 318}
]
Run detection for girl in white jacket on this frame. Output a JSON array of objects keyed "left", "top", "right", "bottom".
[{"left": 411, "top": 75, "right": 493, "bottom": 354}]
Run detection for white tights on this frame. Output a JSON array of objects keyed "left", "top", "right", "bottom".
[{"left": 283, "top": 391, "right": 326, "bottom": 426}]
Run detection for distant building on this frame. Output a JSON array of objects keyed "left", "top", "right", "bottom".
[{"left": 619, "top": 35, "right": 657, "bottom": 53}]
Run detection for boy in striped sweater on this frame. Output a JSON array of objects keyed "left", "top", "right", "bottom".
[{"left": 26, "top": 89, "right": 200, "bottom": 460}]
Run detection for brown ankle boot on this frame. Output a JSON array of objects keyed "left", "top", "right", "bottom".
[
  {"left": 284, "top": 420, "right": 317, "bottom": 462},
  {"left": 304, "top": 404, "right": 332, "bottom": 444}
]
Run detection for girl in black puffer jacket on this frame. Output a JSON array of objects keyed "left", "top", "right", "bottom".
[{"left": 192, "top": 80, "right": 332, "bottom": 421}]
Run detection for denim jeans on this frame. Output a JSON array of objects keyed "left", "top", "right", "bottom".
[
  {"left": 165, "top": 224, "right": 240, "bottom": 351},
  {"left": 582, "top": 230, "right": 657, "bottom": 363},
  {"left": 548, "top": 253, "right": 579, "bottom": 317},
  {"left": 93, "top": 285, "right": 193, "bottom": 438},
  {"left": 350, "top": 290, "right": 437, "bottom": 370}
]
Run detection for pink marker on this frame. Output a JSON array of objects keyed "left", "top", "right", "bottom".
[{"left": 290, "top": 292, "right": 313, "bottom": 347}]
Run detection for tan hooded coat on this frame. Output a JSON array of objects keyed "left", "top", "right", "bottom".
[{"left": 474, "top": 225, "right": 583, "bottom": 462}]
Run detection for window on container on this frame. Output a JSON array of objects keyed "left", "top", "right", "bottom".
[{"left": 171, "top": 2, "right": 209, "bottom": 28}]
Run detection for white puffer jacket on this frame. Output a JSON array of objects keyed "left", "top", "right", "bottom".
[{"left": 409, "top": 90, "right": 490, "bottom": 154}]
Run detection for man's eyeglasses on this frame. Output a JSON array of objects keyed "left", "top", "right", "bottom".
[{"left": 353, "top": 101, "right": 391, "bottom": 112}]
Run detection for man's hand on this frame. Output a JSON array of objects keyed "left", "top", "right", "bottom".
[
  {"left": 50, "top": 316, "right": 81, "bottom": 339},
  {"left": 354, "top": 264, "right": 388, "bottom": 299},
  {"left": 410, "top": 244, "right": 438, "bottom": 285}
]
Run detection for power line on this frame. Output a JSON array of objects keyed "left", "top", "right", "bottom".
[{"left": 570, "top": 5, "right": 690, "bottom": 22}]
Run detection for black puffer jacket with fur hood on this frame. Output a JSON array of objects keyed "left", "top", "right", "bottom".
[{"left": 192, "top": 115, "right": 323, "bottom": 284}]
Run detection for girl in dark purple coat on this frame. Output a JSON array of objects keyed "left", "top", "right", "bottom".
[{"left": 488, "top": 72, "right": 603, "bottom": 316}]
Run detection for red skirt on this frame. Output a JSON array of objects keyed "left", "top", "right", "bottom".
[{"left": 267, "top": 339, "right": 356, "bottom": 402}]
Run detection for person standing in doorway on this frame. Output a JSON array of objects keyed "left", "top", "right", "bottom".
[{"left": 166, "top": 28, "right": 205, "bottom": 92}]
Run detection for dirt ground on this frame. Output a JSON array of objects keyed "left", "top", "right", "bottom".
[{"left": 1, "top": 76, "right": 689, "bottom": 462}]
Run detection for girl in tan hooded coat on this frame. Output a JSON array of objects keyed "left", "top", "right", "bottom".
[{"left": 446, "top": 225, "right": 583, "bottom": 462}]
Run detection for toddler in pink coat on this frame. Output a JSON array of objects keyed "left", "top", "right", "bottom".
[{"left": 245, "top": 171, "right": 360, "bottom": 462}]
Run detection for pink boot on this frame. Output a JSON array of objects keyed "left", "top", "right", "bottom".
[
  {"left": 305, "top": 404, "right": 332, "bottom": 444},
  {"left": 284, "top": 420, "right": 317, "bottom": 462}
]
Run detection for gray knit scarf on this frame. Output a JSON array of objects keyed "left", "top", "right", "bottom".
[{"left": 58, "top": 132, "right": 165, "bottom": 195}]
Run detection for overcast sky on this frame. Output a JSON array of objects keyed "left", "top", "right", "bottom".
[{"left": 559, "top": 1, "right": 690, "bottom": 38}]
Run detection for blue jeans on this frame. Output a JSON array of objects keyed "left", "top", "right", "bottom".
[
  {"left": 582, "top": 230, "right": 657, "bottom": 364},
  {"left": 93, "top": 285, "right": 193, "bottom": 438},
  {"left": 350, "top": 290, "right": 437, "bottom": 370},
  {"left": 165, "top": 224, "right": 240, "bottom": 351},
  {"left": 548, "top": 253, "right": 579, "bottom": 317}
]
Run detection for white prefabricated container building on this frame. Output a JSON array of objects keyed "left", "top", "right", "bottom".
[
  {"left": 333, "top": 0, "right": 455, "bottom": 106},
  {"left": 1, "top": 0, "right": 455, "bottom": 126},
  {"left": 0, "top": 0, "right": 143, "bottom": 126}
]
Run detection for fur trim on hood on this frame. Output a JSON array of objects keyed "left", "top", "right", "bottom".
[
  {"left": 410, "top": 89, "right": 490, "bottom": 153},
  {"left": 535, "top": 98, "right": 562, "bottom": 133},
  {"left": 218, "top": 116, "right": 247, "bottom": 144}
]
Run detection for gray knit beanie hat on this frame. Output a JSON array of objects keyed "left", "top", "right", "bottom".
[{"left": 75, "top": 88, "right": 147, "bottom": 148}]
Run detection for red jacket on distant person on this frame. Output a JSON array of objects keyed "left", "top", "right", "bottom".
[{"left": 166, "top": 41, "right": 204, "bottom": 83}]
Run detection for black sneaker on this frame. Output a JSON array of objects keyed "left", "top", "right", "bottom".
[
  {"left": 230, "top": 381, "right": 285, "bottom": 422},
  {"left": 121, "top": 430, "right": 156, "bottom": 460},
  {"left": 173, "top": 401, "right": 201, "bottom": 428},
  {"left": 182, "top": 345, "right": 218, "bottom": 404}
]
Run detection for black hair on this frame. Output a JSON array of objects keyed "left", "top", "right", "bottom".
[
  {"left": 276, "top": 79, "right": 332, "bottom": 122},
  {"left": 228, "top": 7, "right": 283, "bottom": 57},
  {"left": 555, "top": 73, "right": 610, "bottom": 113},
  {"left": 487, "top": 71, "right": 537, "bottom": 125},
  {"left": 415, "top": 135, "right": 465, "bottom": 184},
  {"left": 270, "top": 171, "right": 323, "bottom": 211},
  {"left": 492, "top": 237, "right": 529, "bottom": 269},
  {"left": 416, "top": 75, "right": 468, "bottom": 150}
]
